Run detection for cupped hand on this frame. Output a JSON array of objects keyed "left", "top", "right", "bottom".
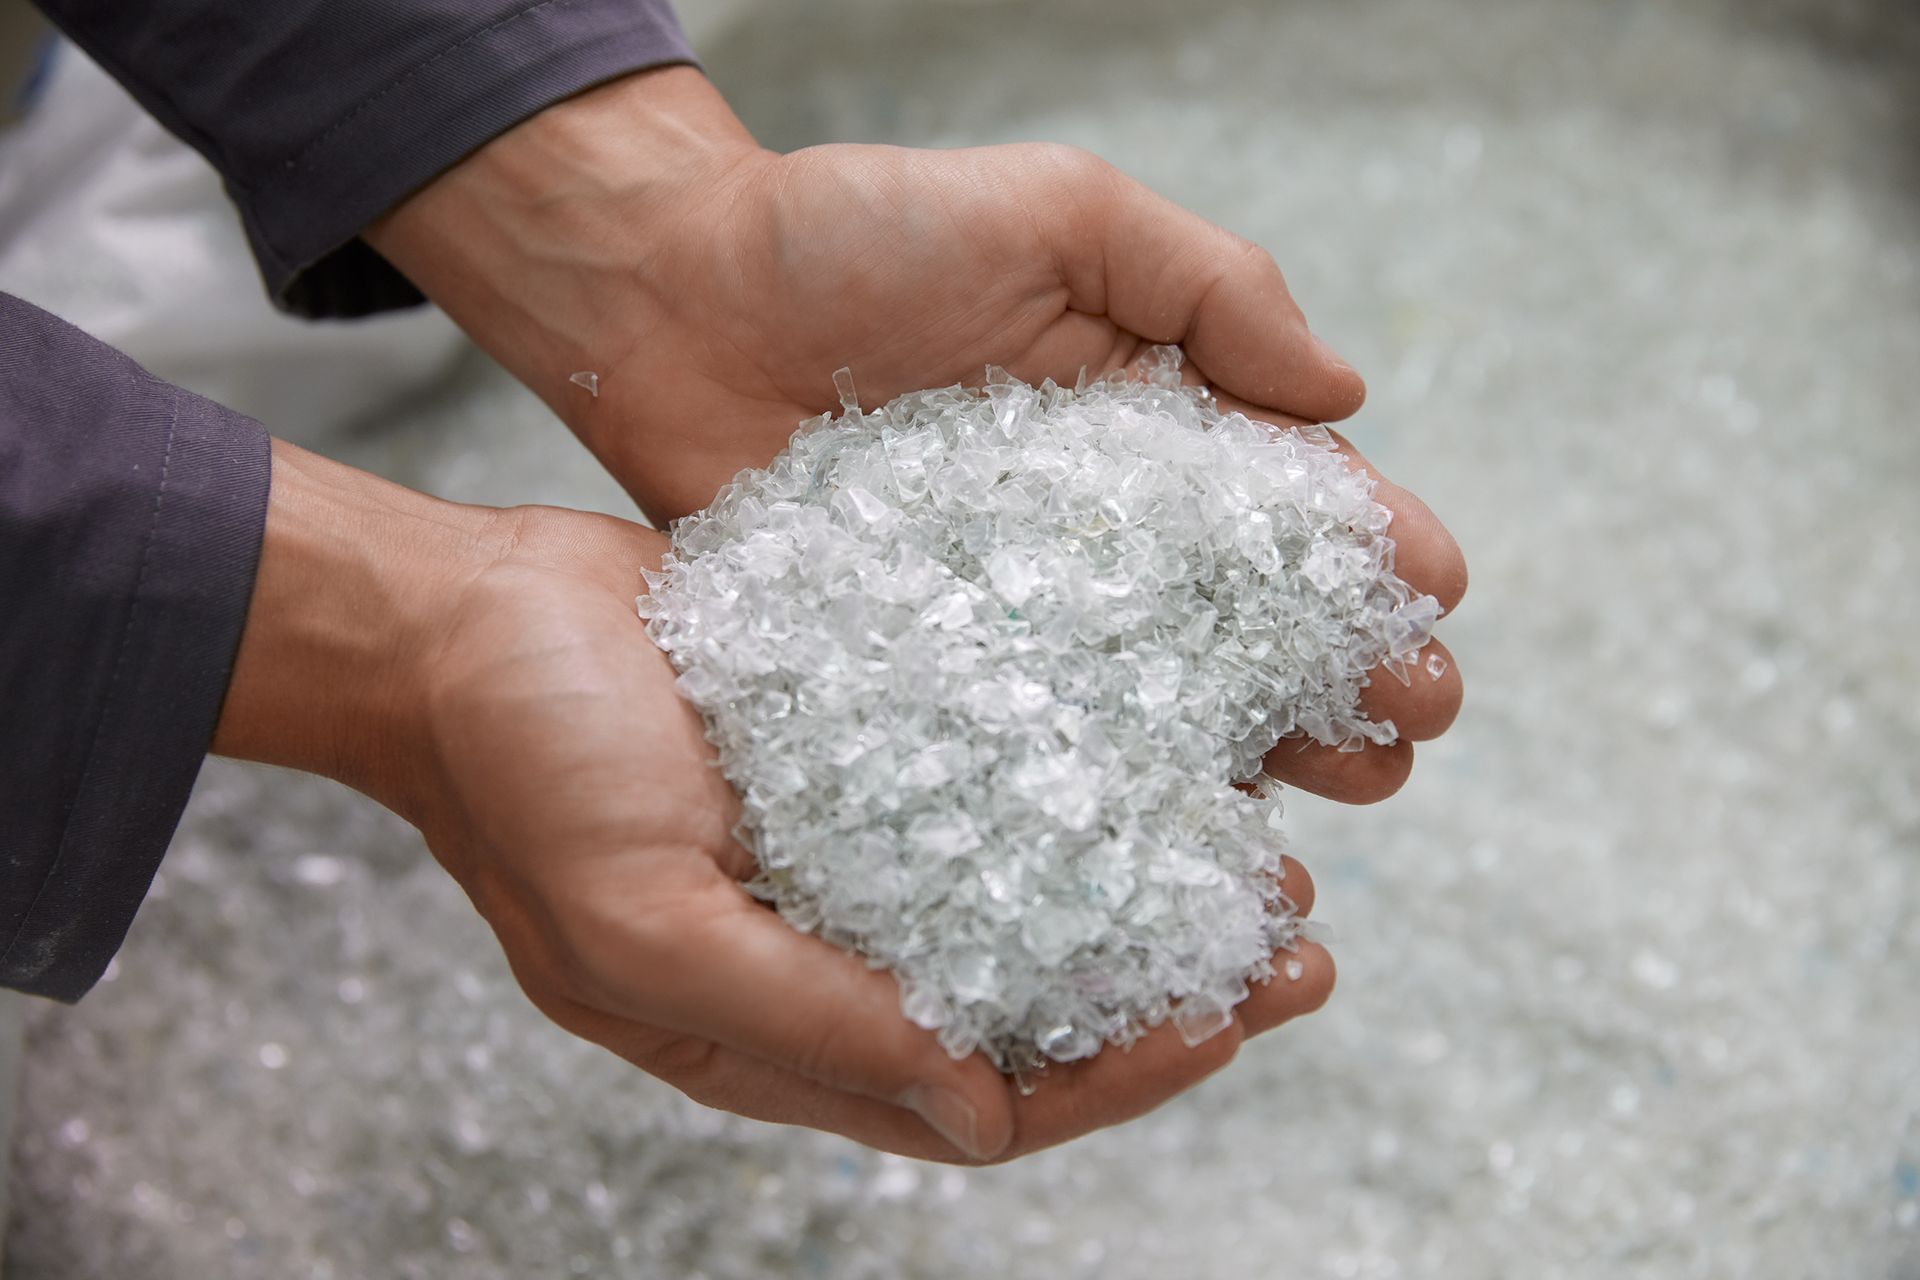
[
  {"left": 215, "top": 443, "right": 1336, "bottom": 1163},
  {"left": 368, "top": 66, "right": 1466, "bottom": 806},
  {"left": 371, "top": 69, "right": 1363, "bottom": 522},
  {"left": 412, "top": 504, "right": 1344, "bottom": 1163}
]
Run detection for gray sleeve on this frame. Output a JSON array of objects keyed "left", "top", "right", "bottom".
[
  {"left": 0, "top": 291, "right": 270, "bottom": 1002},
  {"left": 28, "top": 0, "right": 695, "bottom": 318}
]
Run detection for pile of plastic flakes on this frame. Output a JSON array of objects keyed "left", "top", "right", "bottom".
[{"left": 639, "top": 349, "right": 1438, "bottom": 1070}]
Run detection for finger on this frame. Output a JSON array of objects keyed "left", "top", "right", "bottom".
[
  {"left": 1052, "top": 150, "right": 1366, "bottom": 424},
  {"left": 1005, "top": 932, "right": 1335, "bottom": 1154},
  {"left": 1324, "top": 436, "right": 1470, "bottom": 616},
  {"left": 553, "top": 859, "right": 1331, "bottom": 1165},
  {"left": 1252, "top": 589, "right": 1459, "bottom": 802},
  {"left": 1212, "top": 391, "right": 1468, "bottom": 614},
  {"left": 561, "top": 871, "right": 1016, "bottom": 1160},
  {"left": 1262, "top": 735, "right": 1415, "bottom": 804},
  {"left": 1351, "top": 634, "right": 1463, "bottom": 743},
  {"left": 1121, "top": 341, "right": 1315, "bottom": 426},
  {"left": 995, "top": 860, "right": 1326, "bottom": 1155},
  {"left": 1110, "top": 369, "right": 1460, "bottom": 750},
  {"left": 1201, "top": 389, "right": 1463, "bottom": 798},
  {"left": 1006, "top": 1012, "right": 1247, "bottom": 1153},
  {"left": 1278, "top": 854, "right": 1316, "bottom": 917},
  {"left": 1257, "top": 636, "right": 1457, "bottom": 801},
  {"left": 1237, "top": 940, "right": 1337, "bottom": 1037},
  {"left": 533, "top": 995, "right": 979, "bottom": 1162}
]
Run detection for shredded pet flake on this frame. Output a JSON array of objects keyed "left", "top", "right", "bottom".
[{"left": 638, "top": 349, "right": 1438, "bottom": 1071}]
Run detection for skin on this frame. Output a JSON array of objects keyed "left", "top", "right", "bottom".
[{"left": 213, "top": 65, "right": 1467, "bottom": 1164}]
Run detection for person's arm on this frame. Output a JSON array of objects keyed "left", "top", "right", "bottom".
[
  {"left": 27, "top": 0, "right": 695, "bottom": 317},
  {"left": 0, "top": 291, "right": 268, "bottom": 1000}
]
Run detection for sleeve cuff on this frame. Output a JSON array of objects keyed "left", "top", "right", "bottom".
[
  {"left": 241, "top": 0, "right": 696, "bottom": 319},
  {"left": 0, "top": 298, "right": 269, "bottom": 1000}
]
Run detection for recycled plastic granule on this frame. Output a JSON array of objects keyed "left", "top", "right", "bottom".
[{"left": 639, "top": 349, "right": 1439, "bottom": 1071}]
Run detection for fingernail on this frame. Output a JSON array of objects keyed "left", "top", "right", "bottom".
[{"left": 903, "top": 1084, "right": 988, "bottom": 1159}]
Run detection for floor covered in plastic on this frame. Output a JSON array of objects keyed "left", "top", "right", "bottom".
[{"left": 7, "top": 0, "right": 1918, "bottom": 1275}]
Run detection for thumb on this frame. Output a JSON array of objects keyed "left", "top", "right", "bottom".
[
  {"left": 564, "top": 879, "right": 1018, "bottom": 1160},
  {"left": 1049, "top": 146, "right": 1366, "bottom": 422}
]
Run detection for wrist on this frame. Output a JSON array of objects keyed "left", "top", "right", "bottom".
[
  {"left": 365, "top": 66, "right": 765, "bottom": 412},
  {"left": 211, "top": 441, "right": 500, "bottom": 814}
]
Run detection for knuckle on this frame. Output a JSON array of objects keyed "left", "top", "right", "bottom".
[
  {"left": 1020, "top": 142, "right": 1119, "bottom": 205},
  {"left": 1027, "top": 140, "right": 1106, "bottom": 178},
  {"left": 1220, "top": 238, "right": 1305, "bottom": 321},
  {"left": 1231, "top": 236, "right": 1281, "bottom": 276},
  {"left": 1213, "top": 234, "right": 1286, "bottom": 291}
]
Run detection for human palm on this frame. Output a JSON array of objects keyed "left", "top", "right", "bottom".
[{"left": 404, "top": 505, "right": 1336, "bottom": 1163}]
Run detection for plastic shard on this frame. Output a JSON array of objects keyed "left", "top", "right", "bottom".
[
  {"left": 833, "top": 366, "right": 860, "bottom": 414},
  {"left": 639, "top": 348, "right": 1438, "bottom": 1071},
  {"left": 568, "top": 370, "right": 600, "bottom": 398}
]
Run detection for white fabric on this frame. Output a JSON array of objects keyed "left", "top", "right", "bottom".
[{"left": 0, "top": 43, "right": 466, "bottom": 441}]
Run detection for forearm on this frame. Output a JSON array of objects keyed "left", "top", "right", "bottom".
[
  {"left": 364, "top": 66, "right": 765, "bottom": 469},
  {"left": 210, "top": 442, "right": 498, "bottom": 817},
  {"left": 31, "top": 0, "right": 698, "bottom": 316},
  {"left": 0, "top": 293, "right": 268, "bottom": 1000}
]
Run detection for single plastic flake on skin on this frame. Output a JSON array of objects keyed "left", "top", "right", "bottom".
[{"left": 639, "top": 348, "right": 1439, "bottom": 1071}]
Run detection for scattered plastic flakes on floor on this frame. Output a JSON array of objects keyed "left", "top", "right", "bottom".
[{"left": 10, "top": 0, "right": 1920, "bottom": 1276}]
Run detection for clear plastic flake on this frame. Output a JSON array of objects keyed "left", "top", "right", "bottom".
[{"left": 639, "top": 348, "right": 1437, "bottom": 1070}]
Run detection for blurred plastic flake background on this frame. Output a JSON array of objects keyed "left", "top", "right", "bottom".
[{"left": 2, "top": 0, "right": 1917, "bottom": 1276}]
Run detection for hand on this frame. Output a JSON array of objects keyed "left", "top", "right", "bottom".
[
  {"left": 366, "top": 66, "right": 1468, "bottom": 805},
  {"left": 370, "top": 68, "right": 1364, "bottom": 519},
  {"left": 213, "top": 442, "right": 1339, "bottom": 1163}
]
